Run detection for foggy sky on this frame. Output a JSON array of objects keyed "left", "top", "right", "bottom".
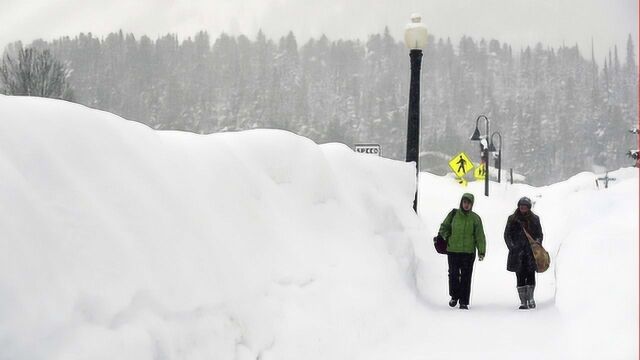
[{"left": 1, "top": 0, "right": 637, "bottom": 63}]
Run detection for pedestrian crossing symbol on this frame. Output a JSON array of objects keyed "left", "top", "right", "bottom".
[
  {"left": 448, "top": 152, "right": 474, "bottom": 177},
  {"left": 474, "top": 162, "right": 486, "bottom": 180}
]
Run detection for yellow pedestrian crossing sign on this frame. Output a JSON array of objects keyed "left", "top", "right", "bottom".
[
  {"left": 448, "top": 152, "right": 474, "bottom": 177},
  {"left": 474, "top": 163, "right": 486, "bottom": 180}
]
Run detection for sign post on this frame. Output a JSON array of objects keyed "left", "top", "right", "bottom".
[{"left": 596, "top": 172, "right": 616, "bottom": 189}]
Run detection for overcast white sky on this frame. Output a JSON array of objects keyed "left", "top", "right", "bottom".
[{"left": 1, "top": 0, "right": 637, "bottom": 63}]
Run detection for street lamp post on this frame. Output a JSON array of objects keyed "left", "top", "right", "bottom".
[
  {"left": 404, "top": 14, "right": 428, "bottom": 212},
  {"left": 489, "top": 131, "right": 502, "bottom": 183},
  {"left": 470, "top": 115, "right": 490, "bottom": 196}
]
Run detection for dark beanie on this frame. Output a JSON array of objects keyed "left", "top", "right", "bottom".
[{"left": 517, "top": 196, "right": 532, "bottom": 208}]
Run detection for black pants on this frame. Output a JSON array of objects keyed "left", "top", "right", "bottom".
[
  {"left": 447, "top": 252, "right": 475, "bottom": 305},
  {"left": 516, "top": 269, "right": 536, "bottom": 287}
]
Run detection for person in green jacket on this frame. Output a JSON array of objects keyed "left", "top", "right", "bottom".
[{"left": 438, "top": 193, "right": 486, "bottom": 310}]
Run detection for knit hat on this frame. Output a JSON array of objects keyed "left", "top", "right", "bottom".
[{"left": 517, "top": 196, "right": 532, "bottom": 208}]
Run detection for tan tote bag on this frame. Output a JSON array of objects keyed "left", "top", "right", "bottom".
[{"left": 522, "top": 226, "right": 551, "bottom": 273}]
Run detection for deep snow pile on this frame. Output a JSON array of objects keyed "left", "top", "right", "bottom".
[
  {"left": 0, "top": 95, "right": 637, "bottom": 359},
  {"left": 0, "top": 95, "right": 425, "bottom": 359}
]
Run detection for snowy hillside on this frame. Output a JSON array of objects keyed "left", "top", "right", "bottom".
[{"left": 0, "top": 95, "right": 637, "bottom": 359}]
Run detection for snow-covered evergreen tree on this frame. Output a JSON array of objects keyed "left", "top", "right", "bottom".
[{"left": 7, "top": 30, "right": 636, "bottom": 185}]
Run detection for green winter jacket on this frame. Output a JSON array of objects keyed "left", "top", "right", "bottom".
[{"left": 438, "top": 193, "right": 486, "bottom": 256}]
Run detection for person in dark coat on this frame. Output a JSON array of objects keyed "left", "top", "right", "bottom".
[{"left": 504, "top": 196, "right": 544, "bottom": 309}]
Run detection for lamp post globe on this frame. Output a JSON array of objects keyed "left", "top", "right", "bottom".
[
  {"left": 404, "top": 14, "right": 428, "bottom": 213},
  {"left": 404, "top": 14, "right": 428, "bottom": 49}
]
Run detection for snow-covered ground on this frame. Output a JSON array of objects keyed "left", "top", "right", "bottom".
[{"left": 0, "top": 95, "right": 637, "bottom": 359}]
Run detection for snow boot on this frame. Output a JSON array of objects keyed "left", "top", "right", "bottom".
[
  {"left": 517, "top": 286, "right": 528, "bottom": 309},
  {"left": 526, "top": 285, "right": 536, "bottom": 309},
  {"left": 459, "top": 304, "right": 468, "bottom": 310},
  {"left": 449, "top": 297, "right": 458, "bottom": 307}
]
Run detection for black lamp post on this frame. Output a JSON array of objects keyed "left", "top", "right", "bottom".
[
  {"left": 470, "top": 115, "right": 489, "bottom": 196},
  {"left": 404, "top": 14, "right": 428, "bottom": 212},
  {"left": 489, "top": 131, "right": 502, "bottom": 183}
]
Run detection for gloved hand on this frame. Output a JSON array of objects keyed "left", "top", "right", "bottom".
[{"left": 478, "top": 254, "right": 485, "bottom": 261}]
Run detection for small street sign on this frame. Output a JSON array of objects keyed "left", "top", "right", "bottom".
[
  {"left": 354, "top": 143, "right": 381, "bottom": 156},
  {"left": 448, "top": 152, "right": 475, "bottom": 177},
  {"left": 474, "top": 162, "right": 486, "bottom": 180},
  {"left": 456, "top": 177, "right": 468, "bottom": 187}
]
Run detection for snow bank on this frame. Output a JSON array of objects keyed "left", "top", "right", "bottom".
[
  {"left": 0, "top": 96, "right": 425, "bottom": 359},
  {"left": 0, "top": 95, "right": 637, "bottom": 359}
]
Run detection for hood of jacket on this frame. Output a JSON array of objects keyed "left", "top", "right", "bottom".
[{"left": 459, "top": 193, "right": 475, "bottom": 211}]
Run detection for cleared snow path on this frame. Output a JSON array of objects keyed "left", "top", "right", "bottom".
[{"left": 414, "top": 169, "right": 638, "bottom": 360}]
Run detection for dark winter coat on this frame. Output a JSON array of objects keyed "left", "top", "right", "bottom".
[
  {"left": 439, "top": 193, "right": 486, "bottom": 255},
  {"left": 504, "top": 209, "right": 544, "bottom": 272}
]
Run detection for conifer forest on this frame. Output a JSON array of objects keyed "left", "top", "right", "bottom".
[{"left": 4, "top": 29, "right": 637, "bottom": 185}]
